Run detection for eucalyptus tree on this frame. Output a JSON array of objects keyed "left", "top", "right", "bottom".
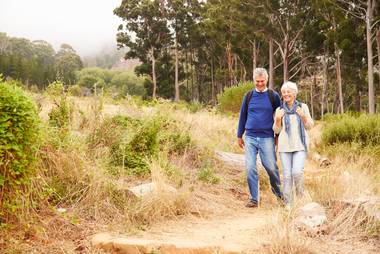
[
  {"left": 32, "top": 40, "right": 56, "bottom": 88},
  {"left": 55, "top": 44, "right": 83, "bottom": 86},
  {"left": 334, "top": 0, "right": 378, "bottom": 113},
  {"left": 165, "top": 0, "right": 203, "bottom": 101},
  {"left": 114, "top": 0, "right": 171, "bottom": 99},
  {"left": 202, "top": 0, "right": 256, "bottom": 88},
  {"left": 262, "top": 0, "right": 313, "bottom": 83}
]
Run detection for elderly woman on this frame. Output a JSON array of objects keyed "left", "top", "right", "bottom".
[{"left": 273, "top": 81, "right": 314, "bottom": 207}]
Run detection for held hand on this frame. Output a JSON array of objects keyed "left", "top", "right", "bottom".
[
  {"left": 276, "top": 109, "right": 285, "bottom": 121},
  {"left": 296, "top": 107, "right": 305, "bottom": 118},
  {"left": 238, "top": 138, "right": 245, "bottom": 149}
]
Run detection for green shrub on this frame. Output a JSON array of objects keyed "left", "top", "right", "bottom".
[
  {"left": 217, "top": 82, "right": 254, "bottom": 114},
  {"left": 159, "top": 132, "right": 192, "bottom": 154},
  {"left": 110, "top": 119, "right": 160, "bottom": 175},
  {"left": 0, "top": 82, "right": 40, "bottom": 221},
  {"left": 197, "top": 159, "right": 220, "bottom": 184},
  {"left": 45, "top": 81, "right": 64, "bottom": 97},
  {"left": 87, "top": 115, "right": 141, "bottom": 149},
  {"left": 91, "top": 115, "right": 193, "bottom": 176},
  {"left": 197, "top": 167, "right": 220, "bottom": 184},
  {"left": 187, "top": 101, "right": 203, "bottom": 113},
  {"left": 67, "top": 84, "right": 81, "bottom": 96},
  {"left": 48, "top": 96, "right": 73, "bottom": 130},
  {"left": 322, "top": 114, "right": 380, "bottom": 146}
]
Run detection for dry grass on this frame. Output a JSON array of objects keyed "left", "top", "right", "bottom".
[
  {"left": 122, "top": 159, "right": 195, "bottom": 228},
  {"left": 3, "top": 95, "right": 380, "bottom": 253},
  {"left": 263, "top": 212, "right": 317, "bottom": 254},
  {"left": 162, "top": 107, "right": 238, "bottom": 152}
]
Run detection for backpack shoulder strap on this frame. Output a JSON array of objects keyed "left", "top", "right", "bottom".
[
  {"left": 244, "top": 90, "right": 253, "bottom": 118},
  {"left": 268, "top": 89, "right": 276, "bottom": 112}
]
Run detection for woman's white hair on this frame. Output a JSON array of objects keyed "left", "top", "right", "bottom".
[{"left": 281, "top": 81, "right": 298, "bottom": 95}]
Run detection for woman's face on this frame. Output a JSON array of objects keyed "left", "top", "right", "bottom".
[{"left": 281, "top": 88, "right": 296, "bottom": 104}]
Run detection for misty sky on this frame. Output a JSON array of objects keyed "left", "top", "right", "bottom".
[{"left": 0, "top": 0, "right": 123, "bottom": 56}]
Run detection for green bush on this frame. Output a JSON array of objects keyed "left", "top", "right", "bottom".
[
  {"left": 0, "top": 82, "right": 40, "bottom": 221},
  {"left": 91, "top": 115, "right": 193, "bottom": 176},
  {"left": 187, "top": 101, "right": 203, "bottom": 113},
  {"left": 45, "top": 81, "right": 64, "bottom": 97},
  {"left": 217, "top": 82, "right": 254, "bottom": 114},
  {"left": 197, "top": 160, "right": 220, "bottom": 184},
  {"left": 322, "top": 114, "right": 380, "bottom": 146},
  {"left": 88, "top": 115, "right": 141, "bottom": 149},
  {"left": 159, "top": 132, "right": 192, "bottom": 155},
  {"left": 67, "top": 84, "right": 81, "bottom": 96},
  {"left": 48, "top": 96, "right": 73, "bottom": 130},
  {"left": 110, "top": 119, "right": 160, "bottom": 175}
]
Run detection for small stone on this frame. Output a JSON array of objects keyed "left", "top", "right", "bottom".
[{"left": 57, "top": 207, "right": 67, "bottom": 213}]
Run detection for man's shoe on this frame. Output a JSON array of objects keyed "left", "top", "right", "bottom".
[{"left": 245, "top": 201, "right": 258, "bottom": 208}]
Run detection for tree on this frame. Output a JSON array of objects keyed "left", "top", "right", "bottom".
[
  {"left": 335, "top": 0, "right": 378, "bottom": 113},
  {"left": 114, "top": 0, "right": 171, "bottom": 99},
  {"left": 55, "top": 44, "right": 83, "bottom": 86},
  {"left": 32, "top": 40, "right": 56, "bottom": 88}
]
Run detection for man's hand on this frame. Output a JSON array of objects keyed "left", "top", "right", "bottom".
[{"left": 238, "top": 138, "right": 245, "bottom": 149}]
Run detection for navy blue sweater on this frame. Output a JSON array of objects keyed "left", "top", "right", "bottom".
[{"left": 237, "top": 90, "right": 281, "bottom": 138}]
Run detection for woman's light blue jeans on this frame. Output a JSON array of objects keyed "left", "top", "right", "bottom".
[
  {"left": 244, "top": 136, "right": 283, "bottom": 204},
  {"left": 279, "top": 151, "right": 306, "bottom": 205}
]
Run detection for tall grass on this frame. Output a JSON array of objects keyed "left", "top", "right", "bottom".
[
  {"left": 311, "top": 113, "right": 380, "bottom": 240},
  {"left": 319, "top": 113, "right": 380, "bottom": 193},
  {"left": 322, "top": 113, "right": 380, "bottom": 146}
]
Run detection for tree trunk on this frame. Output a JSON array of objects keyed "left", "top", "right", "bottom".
[
  {"left": 269, "top": 37, "right": 274, "bottom": 89},
  {"left": 321, "top": 54, "right": 328, "bottom": 119},
  {"left": 192, "top": 51, "right": 199, "bottom": 102},
  {"left": 211, "top": 57, "right": 215, "bottom": 105},
  {"left": 252, "top": 39, "right": 257, "bottom": 81},
  {"left": 283, "top": 22, "right": 290, "bottom": 82},
  {"left": 234, "top": 53, "right": 238, "bottom": 84},
  {"left": 311, "top": 74, "right": 315, "bottom": 119},
  {"left": 355, "top": 82, "right": 361, "bottom": 112},
  {"left": 366, "top": 0, "right": 375, "bottom": 113},
  {"left": 151, "top": 47, "right": 157, "bottom": 99},
  {"left": 334, "top": 42, "right": 344, "bottom": 113},
  {"left": 174, "top": 36, "right": 179, "bottom": 101},
  {"left": 226, "top": 42, "right": 233, "bottom": 87},
  {"left": 376, "top": 28, "right": 380, "bottom": 93}
]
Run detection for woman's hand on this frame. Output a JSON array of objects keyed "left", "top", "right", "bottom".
[
  {"left": 296, "top": 107, "right": 305, "bottom": 118},
  {"left": 276, "top": 109, "right": 285, "bottom": 121}
]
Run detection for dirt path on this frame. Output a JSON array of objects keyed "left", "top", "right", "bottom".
[
  {"left": 92, "top": 206, "right": 282, "bottom": 253},
  {"left": 135, "top": 209, "right": 278, "bottom": 252}
]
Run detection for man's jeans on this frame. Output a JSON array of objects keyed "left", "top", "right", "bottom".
[
  {"left": 279, "top": 151, "right": 306, "bottom": 205},
  {"left": 244, "top": 136, "right": 283, "bottom": 204}
]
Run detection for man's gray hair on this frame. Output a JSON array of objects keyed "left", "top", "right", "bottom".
[
  {"left": 281, "top": 81, "right": 298, "bottom": 95},
  {"left": 253, "top": 68, "right": 268, "bottom": 81}
]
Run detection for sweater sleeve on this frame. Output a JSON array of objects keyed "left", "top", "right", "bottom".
[
  {"left": 237, "top": 94, "right": 248, "bottom": 138},
  {"left": 302, "top": 103, "right": 314, "bottom": 130},
  {"left": 272, "top": 107, "right": 282, "bottom": 134}
]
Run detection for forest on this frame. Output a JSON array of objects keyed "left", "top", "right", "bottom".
[
  {"left": 1, "top": 1, "right": 379, "bottom": 118},
  {"left": 114, "top": 0, "right": 380, "bottom": 117}
]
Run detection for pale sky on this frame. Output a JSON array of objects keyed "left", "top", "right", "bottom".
[{"left": 0, "top": 0, "right": 123, "bottom": 56}]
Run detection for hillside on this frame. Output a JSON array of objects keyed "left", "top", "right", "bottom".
[{"left": 1, "top": 94, "right": 379, "bottom": 253}]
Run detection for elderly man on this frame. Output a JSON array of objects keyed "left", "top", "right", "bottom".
[{"left": 237, "top": 68, "right": 283, "bottom": 208}]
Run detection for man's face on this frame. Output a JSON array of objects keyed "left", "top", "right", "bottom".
[{"left": 255, "top": 75, "right": 267, "bottom": 92}]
